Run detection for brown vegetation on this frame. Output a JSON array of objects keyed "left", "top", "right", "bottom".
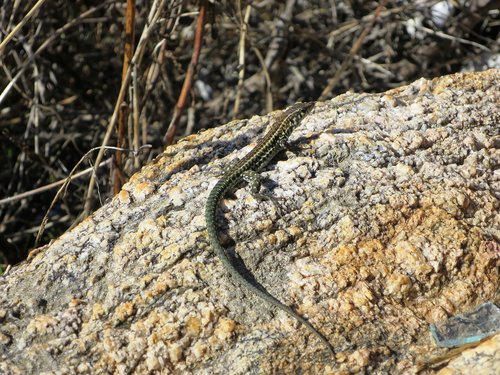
[{"left": 0, "top": 0, "right": 498, "bottom": 267}]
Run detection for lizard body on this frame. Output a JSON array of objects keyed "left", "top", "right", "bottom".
[{"left": 205, "top": 102, "right": 335, "bottom": 356}]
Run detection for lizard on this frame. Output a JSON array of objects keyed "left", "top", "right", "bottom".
[{"left": 205, "top": 102, "right": 335, "bottom": 356}]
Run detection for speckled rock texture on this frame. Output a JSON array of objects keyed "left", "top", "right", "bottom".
[{"left": 0, "top": 70, "right": 498, "bottom": 374}]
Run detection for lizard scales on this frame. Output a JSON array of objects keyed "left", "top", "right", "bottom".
[{"left": 205, "top": 102, "right": 335, "bottom": 356}]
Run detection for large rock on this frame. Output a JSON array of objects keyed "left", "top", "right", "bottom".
[{"left": 0, "top": 70, "right": 498, "bottom": 374}]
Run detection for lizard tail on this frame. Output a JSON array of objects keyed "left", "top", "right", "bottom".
[{"left": 205, "top": 182, "right": 335, "bottom": 357}]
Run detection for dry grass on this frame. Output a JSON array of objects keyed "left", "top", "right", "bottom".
[{"left": 0, "top": 0, "right": 498, "bottom": 266}]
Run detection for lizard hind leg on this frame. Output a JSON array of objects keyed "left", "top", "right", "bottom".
[{"left": 241, "top": 169, "right": 283, "bottom": 216}]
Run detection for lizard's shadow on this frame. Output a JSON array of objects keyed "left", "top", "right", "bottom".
[
  {"left": 219, "top": 235, "right": 283, "bottom": 314},
  {"left": 214, "top": 181, "right": 286, "bottom": 308}
]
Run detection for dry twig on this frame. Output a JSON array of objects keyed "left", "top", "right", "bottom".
[
  {"left": 232, "top": 2, "right": 251, "bottom": 119},
  {"left": 0, "top": 0, "right": 47, "bottom": 56},
  {"left": 114, "top": 0, "right": 136, "bottom": 195},
  {"left": 163, "top": 0, "right": 207, "bottom": 146}
]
